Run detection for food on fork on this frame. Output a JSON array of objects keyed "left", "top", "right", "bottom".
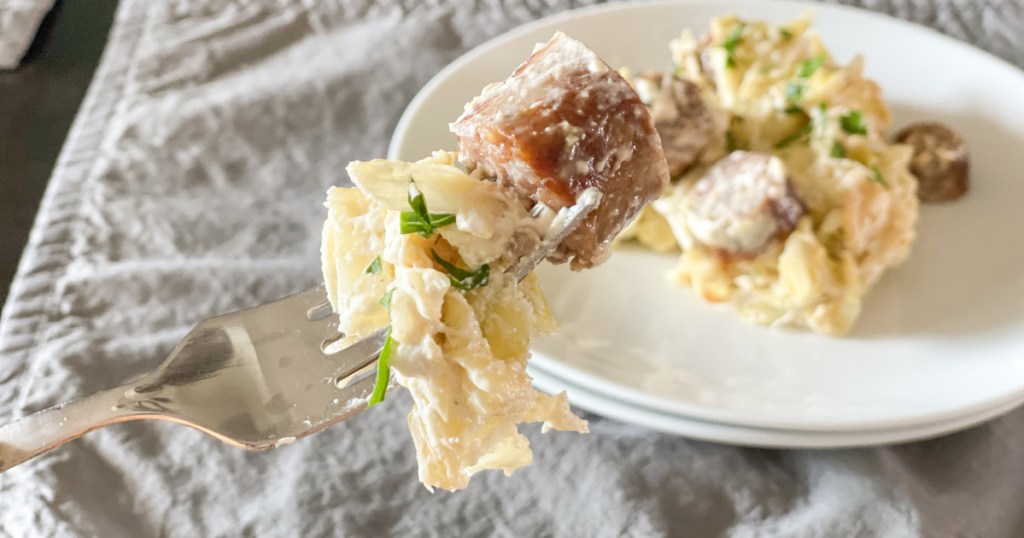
[
  {"left": 620, "top": 14, "right": 923, "bottom": 335},
  {"left": 321, "top": 33, "right": 668, "bottom": 490}
]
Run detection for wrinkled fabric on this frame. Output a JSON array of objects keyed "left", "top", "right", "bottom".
[
  {"left": 0, "top": 0, "right": 55, "bottom": 69},
  {"left": 1, "top": 0, "right": 1023, "bottom": 536},
  {"left": 0, "top": 0, "right": 54, "bottom": 69}
]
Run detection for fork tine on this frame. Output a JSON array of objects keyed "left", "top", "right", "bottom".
[
  {"left": 329, "top": 327, "right": 388, "bottom": 378},
  {"left": 335, "top": 360, "right": 377, "bottom": 389},
  {"left": 305, "top": 309, "right": 340, "bottom": 336},
  {"left": 306, "top": 301, "right": 333, "bottom": 321},
  {"left": 332, "top": 372, "right": 379, "bottom": 414}
]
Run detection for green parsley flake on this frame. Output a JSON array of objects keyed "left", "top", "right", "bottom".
[
  {"left": 783, "top": 82, "right": 806, "bottom": 115},
  {"left": 379, "top": 288, "right": 394, "bottom": 309},
  {"left": 785, "top": 81, "right": 805, "bottom": 103},
  {"left": 723, "top": 23, "right": 746, "bottom": 68},
  {"left": 782, "top": 55, "right": 826, "bottom": 115},
  {"left": 399, "top": 181, "right": 456, "bottom": 238},
  {"left": 725, "top": 130, "right": 738, "bottom": 153},
  {"left": 364, "top": 255, "right": 382, "bottom": 275},
  {"left": 431, "top": 250, "right": 490, "bottom": 291},
  {"left": 367, "top": 327, "right": 395, "bottom": 407},
  {"left": 797, "top": 53, "right": 826, "bottom": 78},
  {"left": 840, "top": 110, "right": 868, "bottom": 136},
  {"left": 780, "top": 27, "right": 793, "bottom": 40},
  {"left": 831, "top": 141, "right": 847, "bottom": 158},
  {"left": 870, "top": 165, "right": 889, "bottom": 188}
]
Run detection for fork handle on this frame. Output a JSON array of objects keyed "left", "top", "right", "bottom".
[{"left": 0, "top": 385, "right": 138, "bottom": 473}]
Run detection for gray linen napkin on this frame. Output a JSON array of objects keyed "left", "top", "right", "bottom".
[
  {"left": 1, "top": 0, "right": 1023, "bottom": 536},
  {"left": 0, "top": 0, "right": 55, "bottom": 69}
]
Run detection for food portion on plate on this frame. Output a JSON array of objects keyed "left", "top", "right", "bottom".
[
  {"left": 617, "top": 14, "right": 970, "bottom": 335},
  {"left": 321, "top": 33, "right": 668, "bottom": 490}
]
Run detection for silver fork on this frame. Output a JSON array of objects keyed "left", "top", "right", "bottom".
[{"left": 0, "top": 188, "right": 602, "bottom": 473}]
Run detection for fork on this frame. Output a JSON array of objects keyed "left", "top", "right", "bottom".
[{"left": 0, "top": 188, "right": 602, "bottom": 473}]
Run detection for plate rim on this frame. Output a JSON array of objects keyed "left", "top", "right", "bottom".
[
  {"left": 529, "top": 365, "right": 1024, "bottom": 448},
  {"left": 531, "top": 344, "right": 1024, "bottom": 432}
]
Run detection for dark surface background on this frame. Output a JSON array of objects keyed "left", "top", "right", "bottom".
[{"left": 0, "top": 0, "right": 119, "bottom": 309}]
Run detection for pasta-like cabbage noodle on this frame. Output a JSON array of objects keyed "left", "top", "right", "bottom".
[{"left": 321, "top": 151, "right": 586, "bottom": 491}]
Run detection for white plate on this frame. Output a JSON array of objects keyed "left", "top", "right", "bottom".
[
  {"left": 529, "top": 365, "right": 1024, "bottom": 448},
  {"left": 390, "top": 1, "right": 1024, "bottom": 432}
]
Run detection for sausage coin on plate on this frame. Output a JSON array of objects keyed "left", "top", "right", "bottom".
[{"left": 894, "top": 121, "right": 969, "bottom": 202}]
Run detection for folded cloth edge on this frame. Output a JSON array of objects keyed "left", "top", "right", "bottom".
[
  {"left": 0, "top": 0, "right": 57, "bottom": 69},
  {"left": 0, "top": 0, "right": 147, "bottom": 416}
]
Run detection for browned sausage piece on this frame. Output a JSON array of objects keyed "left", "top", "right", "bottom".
[
  {"left": 683, "top": 151, "right": 805, "bottom": 258},
  {"left": 451, "top": 32, "right": 670, "bottom": 270},
  {"left": 633, "top": 72, "right": 715, "bottom": 178},
  {"left": 893, "top": 122, "right": 969, "bottom": 203}
]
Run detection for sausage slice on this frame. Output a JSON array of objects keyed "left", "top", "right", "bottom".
[
  {"left": 893, "top": 122, "right": 969, "bottom": 203},
  {"left": 633, "top": 72, "right": 715, "bottom": 178},
  {"left": 451, "top": 32, "right": 670, "bottom": 270},
  {"left": 683, "top": 151, "right": 805, "bottom": 258}
]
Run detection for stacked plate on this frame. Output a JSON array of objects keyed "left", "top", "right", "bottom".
[
  {"left": 526, "top": 251, "right": 1024, "bottom": 448},
  {"left": 391, "top": 1, "right": 1024, "bottom": 447}
]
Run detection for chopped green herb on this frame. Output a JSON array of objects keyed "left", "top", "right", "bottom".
[
  {"left": 797, "top": 53, "right": 826, "bottom": 78},
  {"left": 785, "top": 81, "right": 805, "bottom": 102},
  {"left": 723, "top": 23, "right": 746, "bottom": 68},
  {"left": 379, "top": 288, "right": 394, "bottom": 309},
  {"left": 399, "top": 181, "right": 456, "bottom": 238},
  {"left": 673, "top": 63, "right": 685, "bottom": 76},
  {"left": 725, "top": 130, "right": 738, "bottom": 152},
  {"left": 429, "top": 214, "right": 455, "bottom": 228},
  {"left": 780, "top": 27, "right": 793, "bottom": 40},
  {"left": 870, "top": 165, "right": 889, "bottom": 187},
  {"left": 840, "top": 110, "right": 868, "bottom": 136},
  {"left": 774, "top": 123, "right": 812, "bottom": 149},
  {"left": 364, "top": 255, "right": 382, "bottom": 275},
  {"left": 830, "top": 141, "right": 846, "bottom": 158},
  {"left": 781, "top": 55, "right": 825, "bottom": 114},
  {"left": 431, "top": 250, "right": 490, "bottom": 291},
  {"left": 367, "top": 327, "right": 395, "bottom": 407},
  {"left": 370, "top": 271, "right": 396, "bottom": 405},
  {"left": 782, "top": 81, "right": 806, "bottom": 115}
]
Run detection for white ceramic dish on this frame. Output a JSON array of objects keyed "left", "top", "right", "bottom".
[
  {"left": 390, "top": 1, "right": 1024, "bottom": 434},
  {"left": 529, "top": 365, "right": 1024, "bottom": 448}
]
